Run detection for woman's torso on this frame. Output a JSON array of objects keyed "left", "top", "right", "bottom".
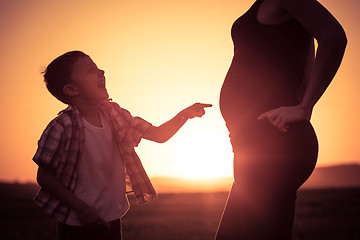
[
  {"left": 219, "top": 0, "right": 317, "bottom": 168},
  {"left": 220, "top": 0, "right": 312, "bottom": 133}
]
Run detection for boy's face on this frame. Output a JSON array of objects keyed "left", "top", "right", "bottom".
[{"left": 69, "top": 56, "right": 109, "bottom": 104}]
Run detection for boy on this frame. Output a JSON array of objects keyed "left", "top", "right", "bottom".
[{"left": 33, "top": 51, "right": 211, "bottom": 240}]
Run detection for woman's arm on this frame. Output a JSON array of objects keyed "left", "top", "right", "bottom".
[
  {"left": 258, "top": 0, "right": 347, "bottom": 132},
  {"left": 283, "top": 0, "right": 347, "bottom": 112},
  {"left": 299, "top": 39, "right": 315, "bottom": 116},
  {"left": 142, "top": 103, "right": 212, "bottom": 143}
]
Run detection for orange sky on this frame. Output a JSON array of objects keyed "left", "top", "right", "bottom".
[{"left": 0, "top": 0, "right": 359, "bottom": 182}]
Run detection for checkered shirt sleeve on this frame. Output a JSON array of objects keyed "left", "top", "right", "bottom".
[{"left": 33, "top": 118, "right": 64, "bottom": 169}]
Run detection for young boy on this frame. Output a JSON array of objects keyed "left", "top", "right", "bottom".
[{"left": 33, "top": 51, "right": 211, "bottom": 240}]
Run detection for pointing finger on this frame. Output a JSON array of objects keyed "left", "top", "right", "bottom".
[
  {"left": 198, "top": 103, "right": 212, "bottom": 108},
  {"left": 257, "top": 111, "right": 269, "bottom": 120}
]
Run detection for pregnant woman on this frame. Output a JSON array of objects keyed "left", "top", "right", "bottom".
[{"left": 216, "top": 0, "right": 347, "bottom": 239}]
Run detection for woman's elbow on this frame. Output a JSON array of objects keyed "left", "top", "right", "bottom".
[
  {"left": 333, "top": 28, "right": 347, "bottom": 49},
  {"left": 320, "top": 26, "right": 347, "bottom": 50}
]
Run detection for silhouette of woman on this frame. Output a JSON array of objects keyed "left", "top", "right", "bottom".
[{"left": 216, "top": 0, "right": 347, "bottom": 239}]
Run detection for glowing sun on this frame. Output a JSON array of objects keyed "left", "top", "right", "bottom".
[{"left": 169, "top": 124, "right": 233, "bottom": 180}]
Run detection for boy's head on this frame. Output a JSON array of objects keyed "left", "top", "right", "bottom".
[{"left": 43, "top": 51, "right": 109, "bottom": 105}]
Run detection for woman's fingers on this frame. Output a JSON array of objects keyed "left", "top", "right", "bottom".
[
  {"left": 258, "top": 108, "right": 289, "bottom": 132},
  {"left": 258, "top": 105, "right": 309, "bottom": 132},
  {"left": 257, "top": 112, "right": 268, "bottom": 120},
  {"left": 257, "top": 110, "right": 277, "bottom": 122},
  {"left": 272, "top": 115, "right": 283, "bottom": 127},
  {"left": 268, "top": 114, "right": 287, "bottom": 132}
]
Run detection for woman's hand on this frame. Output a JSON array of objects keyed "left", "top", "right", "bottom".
[
  {"left": 257, "top": 105, "right": 311, "bottom": 132},
  {"left": 181, "top": 103, "right": 213, "bottom": 119}
]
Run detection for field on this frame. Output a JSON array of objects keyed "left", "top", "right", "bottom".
[{"left": 0, "top": 183, "right": 359, "bottom": 240}]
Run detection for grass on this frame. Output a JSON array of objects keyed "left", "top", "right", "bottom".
[{"left": 0, "top": 183, "right": 359, "bottom": 240}]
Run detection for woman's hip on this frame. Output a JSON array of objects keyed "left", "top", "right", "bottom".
[{"left": 230, "top": 120, "right": 318, "bottom": 188}]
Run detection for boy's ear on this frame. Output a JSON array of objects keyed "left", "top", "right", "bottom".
[{"left": 63, "top": 84, "right": 79, "bottom": 97}]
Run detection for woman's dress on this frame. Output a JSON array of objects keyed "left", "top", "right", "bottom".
[{"left": 217, "top": 0, "right": 318, "bottom": 239}]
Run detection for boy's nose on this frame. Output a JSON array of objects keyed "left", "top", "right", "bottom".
[{"left": 98, "top": 69, "right": 105, "bottom": 75}]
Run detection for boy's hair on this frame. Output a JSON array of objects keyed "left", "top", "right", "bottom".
[{"left": 43, "top": 51, "right": 88, "bottom": 104}]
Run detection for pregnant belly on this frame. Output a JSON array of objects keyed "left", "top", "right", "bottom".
[
  {"left": 220, "top": 74, "right": 253, "bottom": 117},
  {"left": 220, "top": 72, "right": 300, "bottom": 128}
]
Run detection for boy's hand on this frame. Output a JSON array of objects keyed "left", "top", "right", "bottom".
[
  {"left": 181, "top": 103, "right": 212, "bottom": 119},
  {"left": 36, "top": 165, "right": 110, "bottom": 229},
  {"left": 77, "top": 203, "right": 110, "bottom": 229},
  {"left": 143, "top": 102, "right": 212, "bottom": 143}
]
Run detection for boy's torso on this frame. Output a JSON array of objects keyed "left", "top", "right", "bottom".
[
  {"left": 66, "top": 111, "right": 129, "bottom": 226},
  {"left": 33, "top": 101, "right": 156, "bottom": 223}
]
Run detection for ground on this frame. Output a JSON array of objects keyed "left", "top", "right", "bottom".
[{"left": 0, "top": 183, "right": 359, "bottom": 240}]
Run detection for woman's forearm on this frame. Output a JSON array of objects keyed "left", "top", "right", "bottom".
[{"left": 300, "top": 36, "right": 347, "bottom": 114}]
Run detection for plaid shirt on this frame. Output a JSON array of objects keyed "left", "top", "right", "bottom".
[{"left": 33, "top": 100, "right": 157, "bottom": 223}]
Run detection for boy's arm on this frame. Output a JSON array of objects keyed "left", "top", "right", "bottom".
[
  {"left": 142, "top": 103, "right": 212, "bottom": 143},
  {"left": 37, "top": 164, "right": 110, "bottom": 228}
]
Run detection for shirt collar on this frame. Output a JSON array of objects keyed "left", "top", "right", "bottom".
[
  {"left": 57, "top": 99, "right": 113, "bottom": 116},
  {"left": 58, "top": 105, "right": 80, "bottom": 117}
]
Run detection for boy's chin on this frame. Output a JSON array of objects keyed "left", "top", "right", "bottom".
[
  {"left": 99, "top": 90, "right": 109, "bottom": 100},
  {"left": 98, "top": 94, "right": 109, "bottom": 103},
  {"left": 103, "top": 91, "right": 109, "bottom": 99},
  {"left": 90, "top": 93, "right": 109, "bottom": 105}
]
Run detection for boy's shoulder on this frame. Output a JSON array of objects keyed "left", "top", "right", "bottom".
[
  {"left": 99, "top": 101, "right": 136, "bottom": 125},
  {"left": 100, "top": 100, "right": 121, "bottom": 109},
  {"left": 100, "top": 100, "right": 130, "bottom": 115},
  {"left": 45, "top": 106, "right": 78, "bottom": 130}
]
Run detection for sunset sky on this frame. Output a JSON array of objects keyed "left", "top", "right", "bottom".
[{"left": 0, "top": 0, "right": 359, "bottom": 183}]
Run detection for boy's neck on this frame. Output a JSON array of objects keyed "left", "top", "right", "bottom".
[{"left": 73, "top": 101, "right": 103, "bottom": 127}]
